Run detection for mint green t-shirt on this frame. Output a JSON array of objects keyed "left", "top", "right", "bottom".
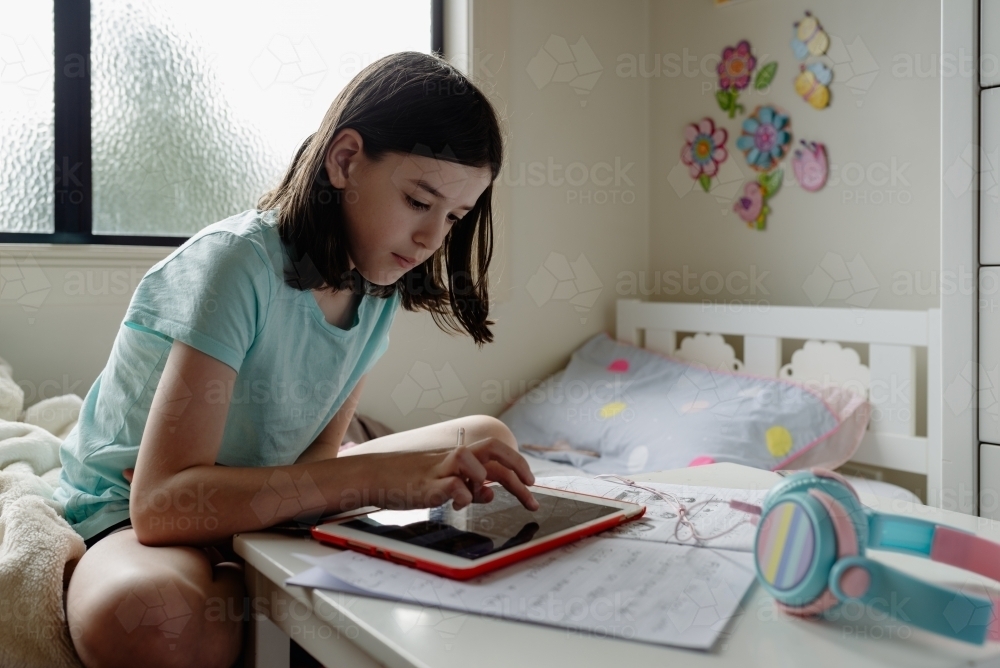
[{"left": 54, "top": 208, "right": 400, "bottom": 541}]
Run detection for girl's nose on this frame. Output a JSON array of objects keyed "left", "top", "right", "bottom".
[{"left": 413, "top": 214, "right": 451, "bottom": 250}]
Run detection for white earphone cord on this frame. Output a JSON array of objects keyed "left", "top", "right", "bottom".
[{"left": 595, "top": 474, "right": 758, "bottom": 545}]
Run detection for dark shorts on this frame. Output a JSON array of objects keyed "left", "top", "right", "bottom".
[{"left": 83, "top": 517, "right": 133, "bottom": 549}]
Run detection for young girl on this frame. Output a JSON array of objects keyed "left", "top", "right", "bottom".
[{"left": 59, "top": 51, "right": 538, "bottom": 668}]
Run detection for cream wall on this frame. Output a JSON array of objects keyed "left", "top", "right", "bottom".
[
  {"left": 649, "top": 0, "right": 941, "bottom": 311},
  {"left": 0, "top": 1, "right": 942, "bottom": 447}
]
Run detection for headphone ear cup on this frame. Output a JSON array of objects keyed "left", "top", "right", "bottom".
[
  {"left": 754, "top": 491, "right": 837, "bottom": 609},
  {"left": 761, "top": 489, "right": 862, "bottom": 617},
  {"left": 763, "top": 469, "right": 868, "bottom": 551},
  {"left": 754, "top": 486, "right": 863, "bottom": 617}
]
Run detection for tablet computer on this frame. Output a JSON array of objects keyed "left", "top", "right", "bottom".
[{"left": 310, "top": 482, "right": 646, "bottom": 580}]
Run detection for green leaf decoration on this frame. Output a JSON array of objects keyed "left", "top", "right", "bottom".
[
  {"left": 754, "top": 62, "right": 778, "bottom": 90},
  {"left": 716, "top": 89, "right": 732, "bottom": 111},
  {"left": 759, "top": 168, "right": 784, "bottom": 196},
  {"left": 699, "top": 174, "right": 711, "bottom": 192}
]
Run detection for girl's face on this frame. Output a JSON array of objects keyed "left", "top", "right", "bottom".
[{"left": 324, "top": 129, "right": 493, "bottom": 287}]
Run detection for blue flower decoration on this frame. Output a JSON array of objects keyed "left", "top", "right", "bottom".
[{"left": 736, "top": 106, "right": 792, "bottom": 172}]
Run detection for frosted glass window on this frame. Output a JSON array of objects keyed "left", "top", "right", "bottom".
[
  {"left": 0, "top": 2, "right": 55, "bottom": 233},
  {"left": 92, "top": 0, "right": 431, "bottom": 237}
]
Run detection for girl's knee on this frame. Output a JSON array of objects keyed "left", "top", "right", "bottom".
[{"left": 69, "top": 567, "right": 241, "bottom": 668}]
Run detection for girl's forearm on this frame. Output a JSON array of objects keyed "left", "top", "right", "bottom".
[{"left": 130, "top": 454, "right": 381, "bottom": 546}]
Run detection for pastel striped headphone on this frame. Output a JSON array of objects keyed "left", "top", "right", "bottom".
[{"left": 747, "top": 467, "right": 1000, "bottom": 644}]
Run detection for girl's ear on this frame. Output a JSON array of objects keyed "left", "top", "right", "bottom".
[{"left": 324, "top": 129, "right": 364, "bottom": 190}]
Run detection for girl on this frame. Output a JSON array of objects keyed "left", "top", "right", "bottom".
[{"left": 59, "top": 51, "right": 538, "bottom": 668}]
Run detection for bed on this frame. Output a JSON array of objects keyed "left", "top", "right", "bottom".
[{"left": 513, "top": 298, "right": 942, "bottom": 506}]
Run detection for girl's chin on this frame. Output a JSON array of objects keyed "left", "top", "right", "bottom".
[{"left": 355, "top": 265, "right": 406, "bottom": 286}]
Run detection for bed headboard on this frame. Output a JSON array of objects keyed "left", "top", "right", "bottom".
[{"left": 615, "top": 299, "right": 942, "bottom": 495}]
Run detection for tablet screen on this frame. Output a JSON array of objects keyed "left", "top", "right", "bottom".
[{"left": 340, "top": 487, "right": 619, "bottom": 560}]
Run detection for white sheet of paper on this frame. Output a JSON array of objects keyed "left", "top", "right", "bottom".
[
  {"left": 288, "top": 535, "right": 758, "bottom": 651},
  {"left": 533, "top": 476, "right": 767, "bottom": 551}
]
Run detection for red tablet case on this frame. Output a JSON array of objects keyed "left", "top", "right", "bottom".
[{"left": 310, "top": 486, "right": 646, "bottom": 581}]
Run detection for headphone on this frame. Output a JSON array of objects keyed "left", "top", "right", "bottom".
[{"left": 749, "top": 467, "right": 1000, "bottom": 644}]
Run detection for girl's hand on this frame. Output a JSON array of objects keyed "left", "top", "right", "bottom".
[
  {"left": 369, "top": 437, "right": 539, "bottom": 512},
  {"left": 123, "top": 468, "right": 134, "bottom": 484}
]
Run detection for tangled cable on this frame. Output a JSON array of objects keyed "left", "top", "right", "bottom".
[{"left": 595, "top": 473, "right": 760, "bottom": 546}]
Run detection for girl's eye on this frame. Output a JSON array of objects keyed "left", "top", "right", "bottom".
[
  {"left": 447, "top": 214, "right": 462, "bottom": 224},
  {"left": 406, "top": 195, "right": 430, "bottom": 211}
]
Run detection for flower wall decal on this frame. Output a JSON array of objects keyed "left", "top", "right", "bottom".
[
  {"left": 719, "top": 40, "right": 756, "bottom": 90},
  {"left": 736, "top": 105, "right": 792, "bottom": 172},
  {"left": 716, "top": 40, "right": 778, "bottom": 118},
  {"left": 681, "top": 117, "right": 728, "bottom": 192},
  {"left": 716, "top": 40, "right": 756, "bottom": 118},
  {"left": 734, "top": 169, "right": 783, "bottom": 230}
]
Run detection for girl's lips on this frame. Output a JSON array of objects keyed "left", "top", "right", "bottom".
[{"left": 393, "top": 253, "right": 416, "bottom": 269}]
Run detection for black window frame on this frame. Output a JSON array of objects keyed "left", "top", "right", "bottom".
[{"left": 0, "top": 0, "right": 445, "bottom": 247}]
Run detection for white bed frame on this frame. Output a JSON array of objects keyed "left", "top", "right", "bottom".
[{"left": 615, "top": 299, "right": 942, "bottom": 502}]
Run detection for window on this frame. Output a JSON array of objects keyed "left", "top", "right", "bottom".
[{"left": 0, "top": 0, "right": 442, "bottom": 245}]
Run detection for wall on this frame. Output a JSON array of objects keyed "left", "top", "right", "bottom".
[
  {"left": 649, "top": 0, "right": 941, "bottom": 312},
  {"left": 0, "top": 1, "right": 943, "bottom": 461}
]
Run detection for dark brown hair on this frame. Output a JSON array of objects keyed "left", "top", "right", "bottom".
[{"left": 257, "top": 51, "right": 503, "bottom": 347}]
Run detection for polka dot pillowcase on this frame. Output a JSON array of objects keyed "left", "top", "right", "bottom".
[{"left": 498, "top": 332, "right": 871, "bottom": 476}]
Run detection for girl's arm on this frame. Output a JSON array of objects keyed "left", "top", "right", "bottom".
[{"left": 129, "top": 340, "right": 536, "bottom": 547}]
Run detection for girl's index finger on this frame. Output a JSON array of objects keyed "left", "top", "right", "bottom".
[
  {"left": 488, "top": 466, "right": 539, "bottom": 511},
  {"left": 467, "top": 437, "right": 536, "bottom": 486}
]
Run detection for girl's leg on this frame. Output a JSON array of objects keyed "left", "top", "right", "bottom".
[
  {"left": 337, "top": 414, "right": 518, "bottom": 457},
  {"left": 66, "top": 528, "right": 245, "bottom": 668}
]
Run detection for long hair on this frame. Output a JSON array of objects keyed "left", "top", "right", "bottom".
[{"left": 257, "top": 52, "right": 504, "bottom": 347}]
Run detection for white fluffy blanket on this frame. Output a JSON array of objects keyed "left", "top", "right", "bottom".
[{"left": 0, "top": 355, "right": 86, "bottom": 668}]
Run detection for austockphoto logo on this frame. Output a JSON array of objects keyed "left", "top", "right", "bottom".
[
  {"left": 0, "top": 30, "right": 52, "bottom": 98},
  {"left": 614, "top": 49, "right": 721, "bottom": 80},
  {"left": 526, "top": 252, "right": 603, "bottom": 325},
  {"left": 825, "top": 158, "right": 912, "bottom": 206},
  {"left": 825, "top": 33, "right": 879, "bottom": 107},
  {"left": 249, "top": 34, "right": 326, "bottom": 94},
  {"left": 391, "top": 361, "right": 469, "bottom": 418},
  {"left": 802, "top": 252, "right": 879, "bottom": 309},
  {"left": 0, "top": 252, "right": 51, "bottom": 324},
  {"left": 666, "top": 151, "right": 747, "bottom": 209},
  {"left": 527, "top": 34, "right": 603, "bottom": 106},
  {"left": 481, "top": 374, "right": 633, "bottom": 410},
  {"left": 497, "top": 157, "right": 637, "bottom": 205},
  {"left": 891, "top": 265, "right": 990, "bottom": 299},
  {"left": 943, "top": 143, "right": 1000, "bottom": 199},
  {"left": 115, "top": 578, "right": 194, "bottom": 650},
  {"left": 891, "top": 48, "right": 987, "bottom": 80},
  {"left": 615, "top": 266, "right": 770, "bottom": 301}
]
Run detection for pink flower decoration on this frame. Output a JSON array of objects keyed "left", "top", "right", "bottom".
[
  {"left": 718, "top": 40, "right": 757, "bottom": 91},
  {"left": 681, "top": 117, "right": 728, "bottom": 180}
]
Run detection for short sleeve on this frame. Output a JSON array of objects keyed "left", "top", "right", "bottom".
[{"left": 123, "top": 232, "right": 271, "bottom": 373}]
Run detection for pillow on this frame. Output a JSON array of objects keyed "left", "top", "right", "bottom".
[{"left": 499, "top": 332, "right": 871, "bottom": 475}]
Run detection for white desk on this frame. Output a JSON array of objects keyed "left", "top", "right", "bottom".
[{"left": 233, "top": 463, "right": 1000, "bottom": 668}]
